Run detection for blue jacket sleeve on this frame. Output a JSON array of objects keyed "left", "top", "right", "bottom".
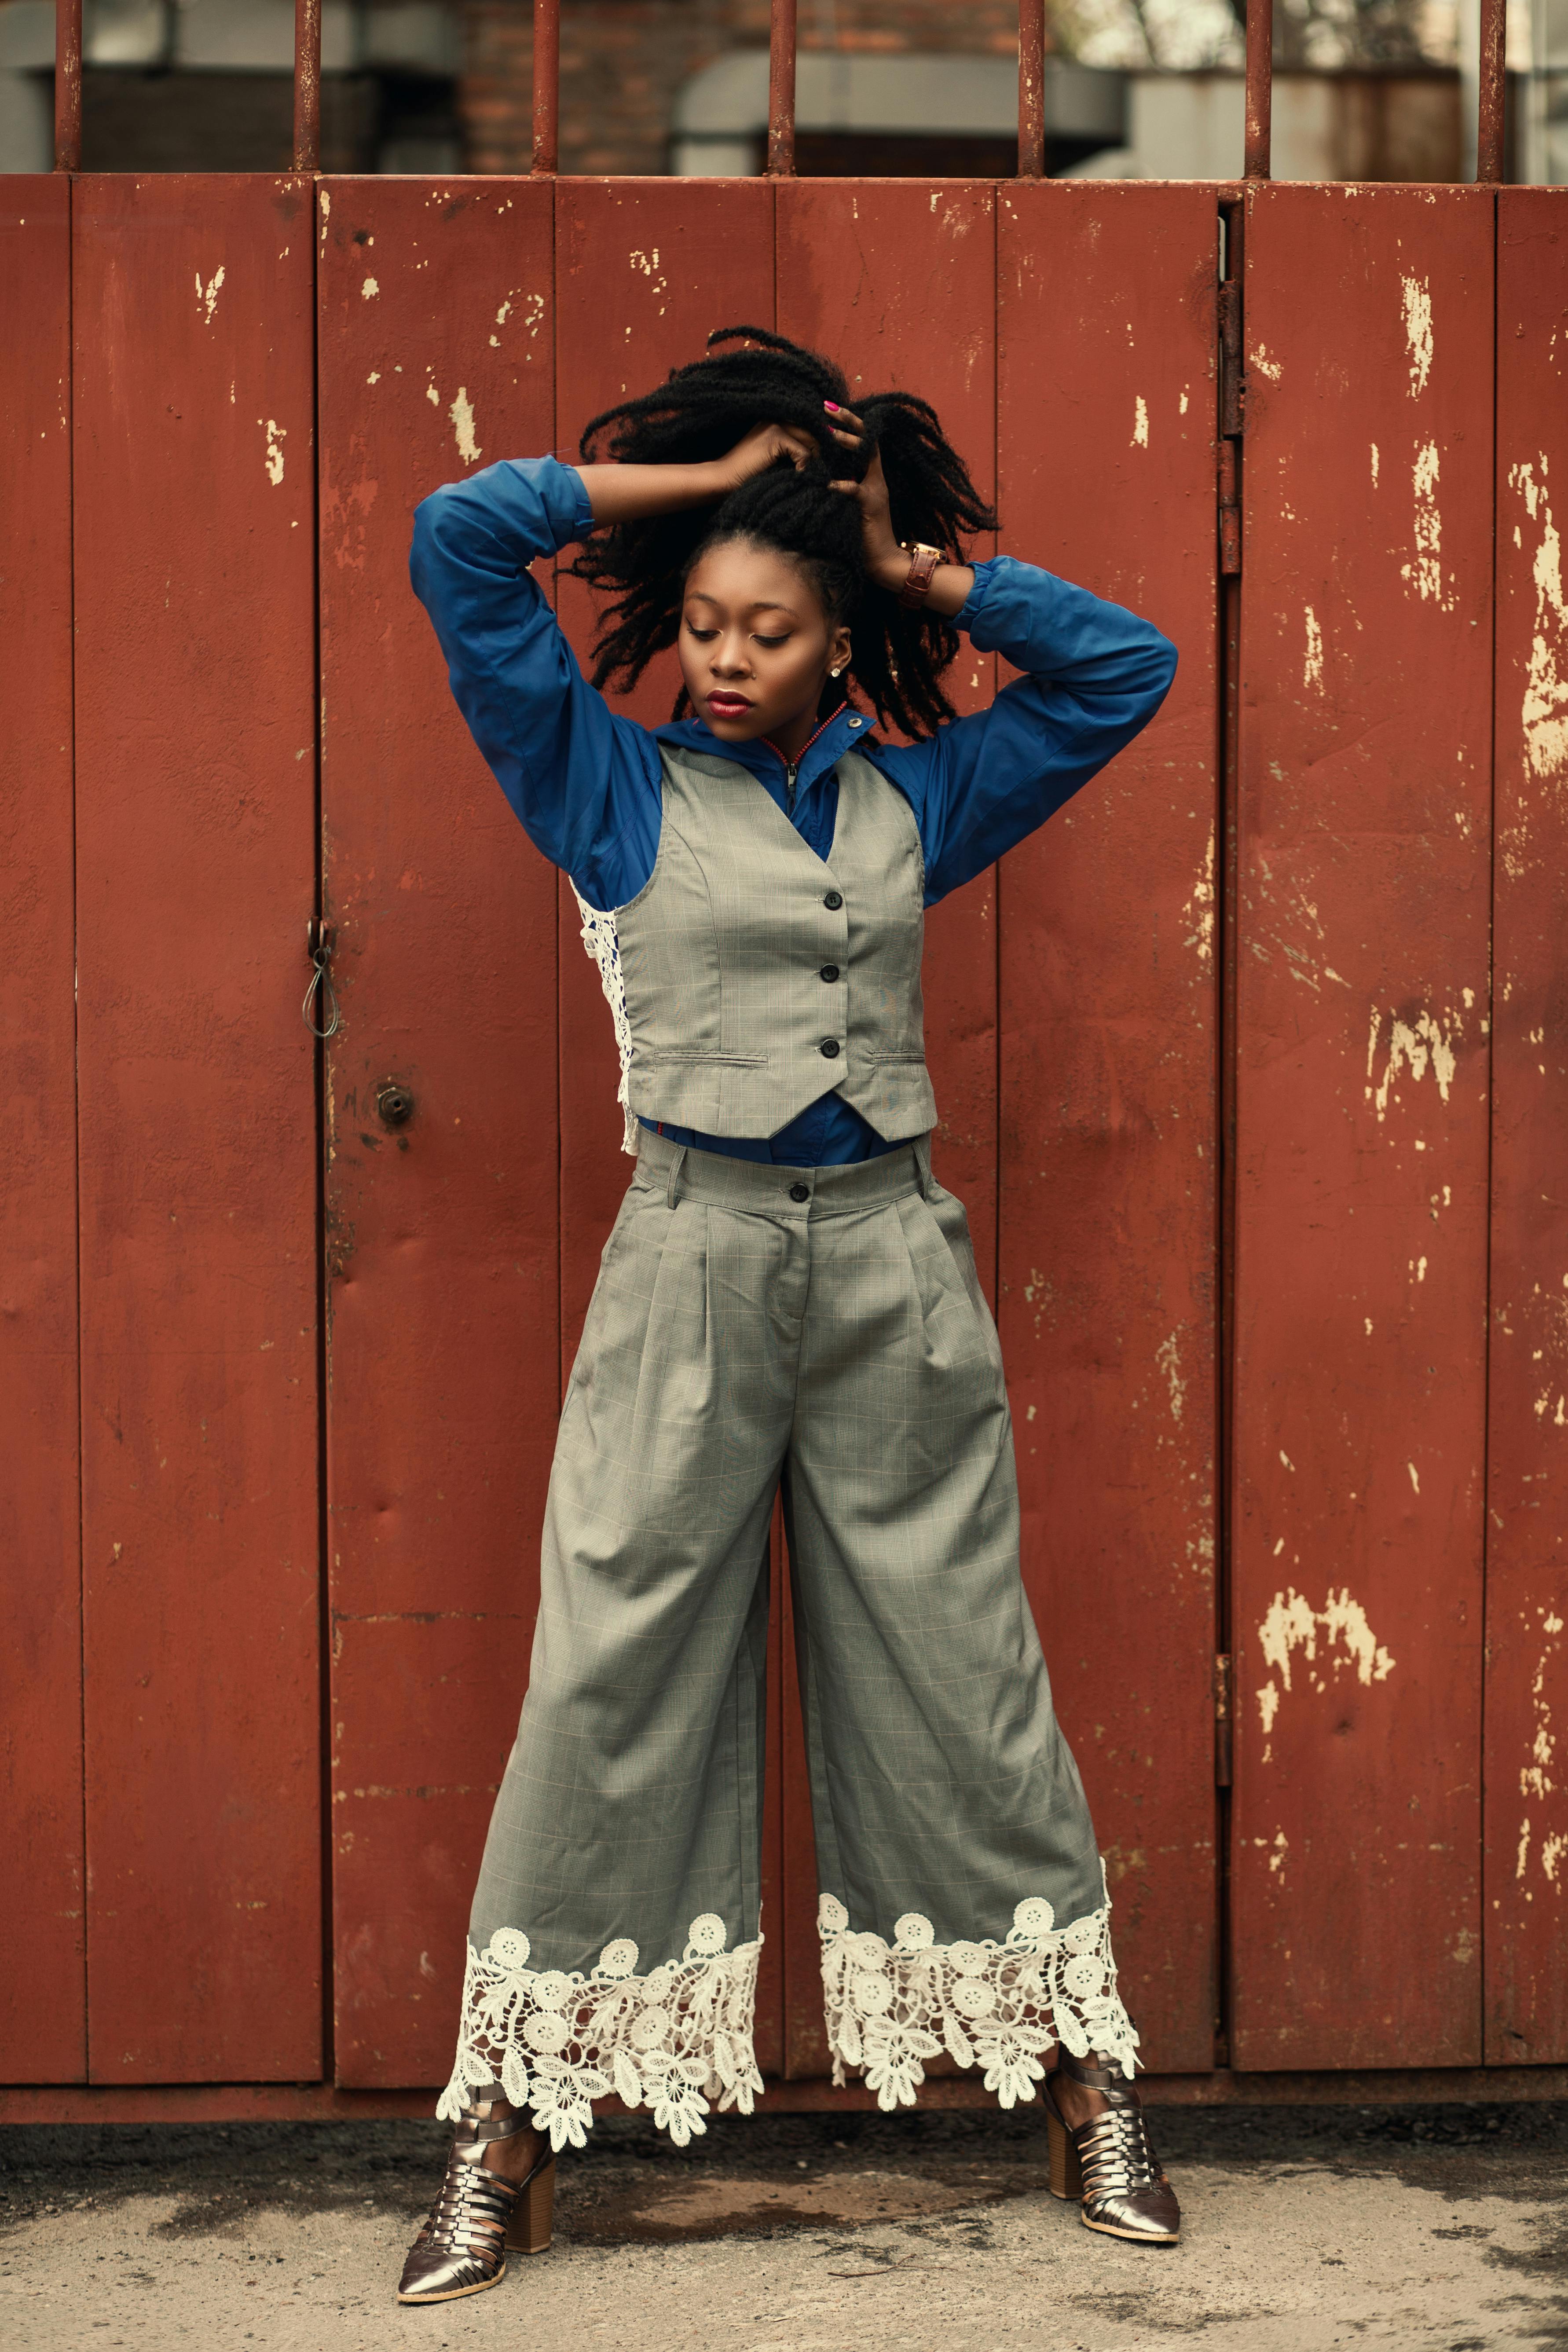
[
  {"left": 871, "top": 555, "right": 1179, "bottom": 906},
  {"left": 408, "top": 455, "right": 663, "bottom": 912}
]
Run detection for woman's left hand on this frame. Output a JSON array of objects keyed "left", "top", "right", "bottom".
[{"left": 826, "top": 407, "right": 902, "bottom": 584}]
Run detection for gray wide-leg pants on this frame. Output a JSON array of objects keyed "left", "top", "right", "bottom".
[{"left": 440, "top": 1131, "right": 1138, "bottom": 2150}]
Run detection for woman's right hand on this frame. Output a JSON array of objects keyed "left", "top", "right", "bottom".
[
  {"left": 580, "top": 421, "right": 817, "bottom": 530},
  {"left": 704, "top": 421, "right": 819, "bottom": 498}
]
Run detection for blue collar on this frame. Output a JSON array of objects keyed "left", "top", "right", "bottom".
[{"left": 654, "top": 702, "right": 876, "bottom": 794}]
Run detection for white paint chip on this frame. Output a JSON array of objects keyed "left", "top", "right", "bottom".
[
  {"left": 449, "top": 386, "right": 480, "bottom": 466},
  {"left": 261, "top": 418, "right": 286, "bottom": 486},
  {"left": 1507, "top": 459, "right": 1568, "bottom": 785},
  {"left": 1402, "top": 273, "right": 1434, "bottom": 397},
  {"left": 1365, "top": 1006, "right": 1459, "bottom": 1122},
  {"left": 361, "top": 275, "right": 380, "bottom": 299},
  {"left": 1304, "top": 605, "right": 1324, "bottom": 691},
  {"left": 1402, "top": 440, "right": 1452, "bottom": 609},
  {"left": 1257, "top": 1588, "right": 1397, "bottom": 1755},
  {"left": 1132, "top": 395, "right": 1149, "bottom": 449},
  {"left": 196, "top": 265, "right": 225, "bottom": 325}
]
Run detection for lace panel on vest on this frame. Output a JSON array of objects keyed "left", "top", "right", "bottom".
[{"left": 571, "top": 886, "right": 637, "bottom": 1155}]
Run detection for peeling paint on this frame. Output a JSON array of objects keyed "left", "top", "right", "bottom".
[
  {"left": 1521, "top": 1609, "right": 1561, "bottom": 1805},
  {"left": 448, "top": 387, "right": 480, "bottom": 466},
  {"left": 1401, "top": 440, "right": 1452, "bottom": 609},
  {"left": 1304, "top": 605, "right": 1324, "bottom": 691},
  {"left": 196, "top": 265, "right": 225, "bottom": 325},
  {"left": 260, "top": 418, "right": 285, "bottom": 487},
  {"left": 1181, "top": 824, "right": 1215, "bottom": 964},
  {"left": 1256, "top": 1587, "right": 1396, "bottom": 1752},
  {"left": 1155, "top": 1330, "right": 1184, "bottom": 1423},
  {"left": 1507, "top": 459, "right": 1568, "bottom": 782},
  {"left": 1250, "top": 344, "right": 1282, "bottom": 382},
  {"left": 1365, "top": 1006, "right": 1458, "bottom": 1121},
  {"left": 1370, "top": 440, "right": 1380, "bottom": 487},
  {"left": 1132, "top": 395, "right": 1149, "bottom": 448},
  {"left": 361, "top": 275, "right": 379, "bottom": 300},
  {"left": 1401, "top": 273, "right": 1433, "bottom": 397}
]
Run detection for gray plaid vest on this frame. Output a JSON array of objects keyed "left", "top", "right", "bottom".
[{"left": 615, "top": 743, "right": 938, "bottom": 1143}]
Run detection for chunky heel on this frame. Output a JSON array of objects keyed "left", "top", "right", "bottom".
[
  {"left": 1043, "top": 2050, "right": 1180, "bottom": 2246},
  {"left": 507, "top": 2154, "right": 555, "bottom": 2255},
  {"left": 398, "top": 2081, "right": 556, "bottom": 2304},
  {"left": 1047, "top": 2107, "right": 1082, "bottom": 2202}
]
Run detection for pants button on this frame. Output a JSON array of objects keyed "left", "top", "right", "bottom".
[{"left": 788, "top": 1182, "right": 810, "bottom": 1203}]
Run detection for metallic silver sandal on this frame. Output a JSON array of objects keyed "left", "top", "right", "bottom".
[
  {"left": 397, "top": 2081, "right": 555, "bottom": 2305},
  {"left": 1044, "top": 2048, "right": 1181, "bottom": 2245}
]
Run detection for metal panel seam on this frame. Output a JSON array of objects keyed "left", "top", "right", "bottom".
[
  {"left": 308, "top": 167, "right": 332, "bottom": 2087},
  {"left": 1479, "top": 181, "right": 1499, "bottom": 2048},
  {"left": 68, "top": 165, "right": 89, "bottom": 2080}
]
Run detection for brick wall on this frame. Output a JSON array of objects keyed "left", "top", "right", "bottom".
[{"left": 461, "top": 0, "right": 1033, "bottom": 176}]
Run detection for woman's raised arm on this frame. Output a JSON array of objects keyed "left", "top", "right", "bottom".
[{"left": 409, "top": 454, "right": 663, "bottom": 912}]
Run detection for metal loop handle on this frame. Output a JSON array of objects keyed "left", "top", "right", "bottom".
[{"left": 303, "top": 919, "right": 340, "bottom": 1041}]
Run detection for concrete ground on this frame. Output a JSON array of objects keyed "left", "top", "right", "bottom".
[{"left": 2, "top": 2102, "right": 1565, "bottom": 2352}]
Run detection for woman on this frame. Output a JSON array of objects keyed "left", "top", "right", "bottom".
[{"left": 399, "top": 328, "right": 1181, "bottom": 2304}]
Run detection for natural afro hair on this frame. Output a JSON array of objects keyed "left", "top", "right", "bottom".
[{"left": 570, "top": 326, "right": 996, "bottom": 740}]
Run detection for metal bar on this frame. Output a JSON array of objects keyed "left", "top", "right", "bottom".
[
  {"left": 54, "top": 0, "right": 82, "bottom": 170},
  {"left": 1017, "top": 0, "right": 1045, "bottom": 180},
  {"left": 292, "top": 0, "right": 321, "bottom": 172},
  {"left": 768, "top": 0, "right": 796, "bottom": 177},
  {"left": 1243, "top": 0, "right": 1272, "bottom": 180},
  {"left": 1476, "top": 0, "right": 1506, "bottom": 181},
  {"left": 531, "top": 0, "right": 558, "bottom": 173}
]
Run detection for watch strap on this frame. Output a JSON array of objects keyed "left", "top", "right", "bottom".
[{"left": 898, "top": 542, "right": 941, "bottom": 610}]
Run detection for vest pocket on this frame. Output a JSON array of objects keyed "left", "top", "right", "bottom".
[{"left": 638, "top": 1050, "right": 769, "bottom": 1067}]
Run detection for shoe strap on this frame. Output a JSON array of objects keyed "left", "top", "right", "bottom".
[
  {"left": 1051, "top": 2048, "right": 1123, "bottom": 2096},
  {"left": 452, "top": 2082, "right": 535, "bottom": 2154}
]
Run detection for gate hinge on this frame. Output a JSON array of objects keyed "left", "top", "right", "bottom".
[
  {"left": 1217, "top": 275, "right": 1243, "bottom": 577},
  {"left": 1213, "top": 1651, "right": 1234, "bottom": 1787}
]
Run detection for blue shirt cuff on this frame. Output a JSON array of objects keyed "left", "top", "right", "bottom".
[
  {"left": 560, "top": 459, "right": 596, "bottom": 545},
  {"left": 953, "top": 555, "right": 1000, "bottom": 636}
]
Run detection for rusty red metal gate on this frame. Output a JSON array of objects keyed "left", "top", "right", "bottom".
[{"left": 3, "top": 15, "right": 1567, "bottom": 2110}]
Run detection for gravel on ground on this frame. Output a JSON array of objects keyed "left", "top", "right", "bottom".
[{"left": 3, "top": 2101, "right": 1565, "bottom": 2351}]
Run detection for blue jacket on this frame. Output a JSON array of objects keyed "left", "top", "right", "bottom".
[{"left": 410, "top": 456, "right": 1177, "bottom": 1166}]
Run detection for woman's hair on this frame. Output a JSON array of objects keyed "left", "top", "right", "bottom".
[{"left": 570, "top": 326, "right": 997, "bottom": 739}]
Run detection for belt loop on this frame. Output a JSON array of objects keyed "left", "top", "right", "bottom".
[
  {"left": 665, "top": 1145, "right": 687, "bottom": 1211},
  {"left": 913, "top": 1134, "right": 937, "bottom": 1202}
]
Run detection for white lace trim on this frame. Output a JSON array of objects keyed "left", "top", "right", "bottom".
[
  {"left": 572, "top": 885, "right": 638, "bottom": 1155},
  {"left": 438, "top": 1915, "right": 764, "bottom": 2151},
  {"left": 818, "top": 1867, "right": 1139, "bottom": 2113}
]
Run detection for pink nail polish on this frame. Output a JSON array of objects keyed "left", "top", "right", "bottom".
[{"left": 824, "top": 400, "right": 840, "bottom": 414}]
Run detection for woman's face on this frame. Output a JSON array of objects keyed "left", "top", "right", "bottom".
[{"left": 678, "top": 538, "right": 852, "bottom": 755}]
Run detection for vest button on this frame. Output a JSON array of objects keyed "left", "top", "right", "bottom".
[
  {"left": 820, "top": 1038, "right": 841, "bottom": 1059},
  {"left": 823, "top": 890, "right": 843, "bottom": 910},
  {"left": 820, "top": 964, "right": 840, "bottom": 983},
  {"left": 788, "top": 1182, "right": 810, "bottom": 1203}
]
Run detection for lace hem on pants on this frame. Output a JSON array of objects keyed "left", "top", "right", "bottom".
[
  {"left": 818, "top": 1864, "right": 1140, "bottom": 2112},
  {"left": 437, "top": 1916, "right": 764, "bottom": 2151}
]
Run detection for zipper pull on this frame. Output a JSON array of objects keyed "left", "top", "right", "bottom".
[{"left": 785, "top": 761, "right": 799, "bottom": 811}]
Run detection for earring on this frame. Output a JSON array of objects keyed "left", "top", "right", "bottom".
[{"left": 830, "top": 664, "right": 845, "bottom": 677}]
